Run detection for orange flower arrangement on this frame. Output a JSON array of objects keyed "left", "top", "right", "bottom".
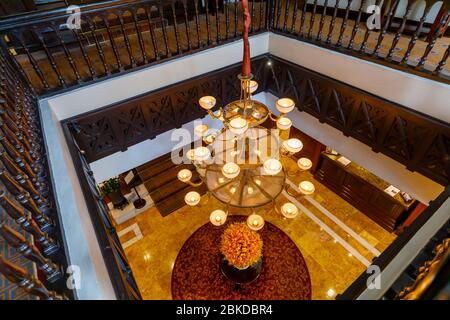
[{"left": 220, "top": 223, "right": 263, "bottom": 269}]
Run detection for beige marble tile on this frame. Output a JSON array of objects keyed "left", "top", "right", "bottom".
[{"left": 117, "top": 158, "right": 397, "bottom": 300}]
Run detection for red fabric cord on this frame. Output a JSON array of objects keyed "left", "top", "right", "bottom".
[{"left": 242, "top": 0, "right": 251, "bottom": 77}]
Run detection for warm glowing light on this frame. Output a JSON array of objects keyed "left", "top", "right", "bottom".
[
  {"left": 263, "top": 159, "right": 282, "bottom": 175},
  {"left": 186, "top": 149, "right": 196, "bottom": 161},
  {"left": 194, "top": 147, "right": 211, "bottom": 161},
  {"left": 297, "top": 157, "right": 312, "bottom": 171},
  {"left": 276, "top": 117, "right": 292, "bottom": 130},
  {"left": 327, "top": 288, "right": 336, "bottom": 298},
  {"left": 199, "top": 96, "right": 216, "bottom": 110},
  {"left": 247, "top": 186, "right": 254, "bottom": 194},
  {"left": 230, "top": 186, "right": 237, "bottom": 194},
  {"left": 281, "top": 203, "right": 299, "bottom": 218},
  {"left": 247, "top": 214, "right": 264, "bottom": 231},
  {"left": 218, "top": 177, "right": 225, "bottom": 184},
  {"left": 204, "top": 134, "right": 216, "bottom": 144},
  {"left": 222, "top": 162, "right": 240, "bottom": 179},
  {"left": 184, "top": 191, "right": 200, "bottom": 206},
  {"left": 254, "top": 179, "right": 262, "bottom": 185},
  {"left": 242, "top": 80, "right": 258, "bottom": 93},
  {"left": 299, "top": 181, "right": 315, "bottom": 195},
  {"left": 194, "top": 124, "right": 209, "bottom": 137},
  {"left": 276, "top": 98, "right": 295, "bottom": 114},
  {"left": 284, "top": 138, "right": 303, "bottom": 153},
  {"left": 229, "top": 117, "right": 248, "bottom": 135},
  {"left": 210, "top": 210, "right": 226, "bottom": 226},
  {"left": 177, "top": 169, "right": 192, "bottom": 182}
]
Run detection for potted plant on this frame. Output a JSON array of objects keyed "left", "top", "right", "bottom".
[{"left": 99, "top": 177, "right": 128, "bottom": 210}]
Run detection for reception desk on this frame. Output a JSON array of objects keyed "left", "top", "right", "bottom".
[{"left": 314, "top": 153, "right": 416, "bottom": 232}]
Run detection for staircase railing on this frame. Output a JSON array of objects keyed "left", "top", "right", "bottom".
[{"left": 0, "top": 45, "right": 72, "bottom": 300}]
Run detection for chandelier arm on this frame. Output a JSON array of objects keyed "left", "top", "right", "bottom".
[
  {"left": 207, "top": 108, "right": 224, "bottom": 120},
  {"left": 272, "top": 199, "right": 282, "bottom": 216},
  {"left": 285, "top": 184, "right": 299, "bottom": 197},
  {"left": 268, "top": 111, "right": 280, "bottom": 122},
  {"left": 186, "top": 180, "right": 203, "bottom": 188}
]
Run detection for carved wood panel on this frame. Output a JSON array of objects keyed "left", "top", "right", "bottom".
[
  {"left": 67, "top": 54, "right": 450, "bottom": 185},
  {"left": 266, "top": 55, "right": 450, "bottom": 185},
  {"left": 68, "top": 56, "right": 268, "bottom": 162}
]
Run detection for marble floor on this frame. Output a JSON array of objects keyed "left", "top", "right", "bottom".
[{"left": 116, "top": 157, "right": 396, "bottom": 300}]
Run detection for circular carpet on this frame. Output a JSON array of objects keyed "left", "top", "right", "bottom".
[{"left": 172, "top": 215, "right": 312, "bottom": 300}]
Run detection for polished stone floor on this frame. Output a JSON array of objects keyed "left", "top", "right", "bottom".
[{"left": 116, "top": 157, "right": 396, "bottom": 300}]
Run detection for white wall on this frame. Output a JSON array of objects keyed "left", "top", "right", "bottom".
[
  {"left": 269, "top": 33, "right": 450, "bottom": 123},
  {"left": 47, "top": 33, "right": 269, "bottom": 120},
  {"left": 90, "top": 115, "right": 223, "bottom": 183},
  {"left": 39, "top": 101, "right": 116, "bottom": 300}
]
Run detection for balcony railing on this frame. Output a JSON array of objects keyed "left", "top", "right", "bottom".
[
  {"left": 0, "top": 0, "right": 269, "bottom": 95},
  {"left": 270, "top": 0, "right": 450, "bottom": 82},
  {"left": 0, "top": 0, "right": 448, "bottom": 96}
]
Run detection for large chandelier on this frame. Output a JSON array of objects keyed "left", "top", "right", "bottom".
[{"left": 177, "top": 0, "right": 315, "bottom": 229}]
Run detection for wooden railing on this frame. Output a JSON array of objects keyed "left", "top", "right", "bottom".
[
  {"left": 63, "top": 123, "right": 142, "bottom": 300},
  {"left": 396, "top": 237, "right": 450, "bottom": 300},
  {"left": 0, "top": 0, "right": 269, "bottom": 95},
  {"left": 270, "top": 0, "right": 450, "bottom": 82},
  {"left": 0, "top": 46, "right": 71, "bottom": 300},
  {"left": 0, "top": 36, "right": 140, "bottom": 300},
  {"left": 0, "top": 1, "right": 448, "bottom": 96}
]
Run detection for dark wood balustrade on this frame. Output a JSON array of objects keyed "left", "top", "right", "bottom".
[
  {"left": 270, "top": 0, "right": 450, "bottom": 82},
  {"left": 0, "top": 30, "right": 140, "bottom": 299},
  {"left": 0, "top": 0, "right": 269, "bottom": 95},
  {"left": 0, "top": 0, "right": 447, "bottom": 96},
  {"left": 0, "top": 45, "right": 73, "bottom": 299},
  {"left": 63, "top": 122, "right": 142, "bottom": 300},
  {"left": 64, "top": 54, "right": 450, "bottom": 186}
]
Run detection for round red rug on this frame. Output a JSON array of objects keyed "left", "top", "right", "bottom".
[{"left": 172, "top": 215, "right": 312, "bottom": 300}]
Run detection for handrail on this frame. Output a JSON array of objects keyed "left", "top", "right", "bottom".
[
  {"left": 0, "top": 0, "right": 447, "bottom": 95},
  {"left": 0, "top": 45, "right": 73, "bottom": 300},
  {"left": 0, "top": 0, "right": 269, "bottom": 95},
  {"left": 62, "top": 121, "right": 142, "bottom": 300},
  {"left": 397, "top": 238, "right": 450, "bottom": 300},
  {"left": 0, "top": 1, "right": 140, "bottom": 30},
  {"left": 338, "top": 185, "right": 450, "bottom": 299}
]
